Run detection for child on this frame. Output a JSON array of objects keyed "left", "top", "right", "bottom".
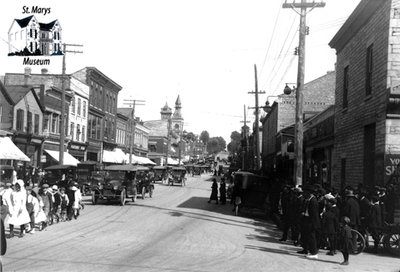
[
  {"left": 338, "top": 216, "right": 352, "bottom": 265},
  {"left": 322, "top": 202, "right": 338, "bottom": 255},
  {"left": 33, "top": 191, "right": 47, "bottom": 231},
  {"left": 59, "top": 188, "right": 69, "bottom": 222}
]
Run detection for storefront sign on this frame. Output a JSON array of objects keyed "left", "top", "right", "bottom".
[
  {"left": 69, "top": 144, "right": 86, "bottom": 151},
  {"left": 41, "top": 155, "right": 46, "bottom": 163},
  {"left": 385, "top": 154, "right": 400, "bottom": 184}
]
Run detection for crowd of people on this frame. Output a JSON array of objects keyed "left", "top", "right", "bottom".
[
  {"left": 0, "top": 179, "right": 84, "bottom": 239},
  {"left": 276, "top": 183, "right": 397, "bottom": 265}
]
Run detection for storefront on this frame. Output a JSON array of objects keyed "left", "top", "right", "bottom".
[
  {"left": 68, "top": 141, "right": 87, "bottom": 162},
  {"left": 13, "top": 133, "right": 44, "bottom": 168}
]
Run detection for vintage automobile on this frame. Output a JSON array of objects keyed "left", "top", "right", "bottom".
[
  {"left": 192, "top": 164, "right": 202, "bottom": 176},
  {"left": 232, "top": 171, "right": 269, "bottom": 216},
  {"left": 91, "top": 164, "right": 149, "bottom": 206},
  {"left": 42, "top": 165, "right": 77, "bottom": 188},
  {"left": 0, "top": 165, "right": 14, "bottom": 186},
  {"left": 152, "top": 166, "right": 170, "bottom": 182},
  {"left": 76, "top": 161, "right": 104, "bottom": 195},
  {"left": 136, "top": 170, "right": 154, "bottom": 199},
  {"left": 168, "top": 166, "right": 187, "bottom": 186}
]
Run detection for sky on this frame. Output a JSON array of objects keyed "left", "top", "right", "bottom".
[{"left": 0, "top": 0, "right": 362, "bottom": 143}]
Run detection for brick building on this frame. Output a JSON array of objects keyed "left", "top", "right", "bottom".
[
  {"left": 261, "top": 71, "right": 336, "bottom": 181},
  {"left": 73, "top": 67, "right": 122, "bottom": 162},
  {"left": 329, "top": 0, "right": 400, "bottom": 202}
]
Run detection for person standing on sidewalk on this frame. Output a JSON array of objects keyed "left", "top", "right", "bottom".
[
  {"left": 338, "top": 216, "right": 352, "bottom": 265},
  {"left": 208, "top": 179, "right": 219, "bottom": 204},
  {"left": 219, "top": 178, "right": 226, "bottom": 205},
  {"left": 8, "top": 180, "right": 30, "bottom": 238}
]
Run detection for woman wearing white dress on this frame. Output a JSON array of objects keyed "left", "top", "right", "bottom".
[
  {"left": 8, "top": 180, "right": 30, "bottom": 238},
  {"left": 32, "top": 191, "right": 47, "bottom": 230},
  {"left": 72, "top": 184, "right": 82, "bottom": 219}
]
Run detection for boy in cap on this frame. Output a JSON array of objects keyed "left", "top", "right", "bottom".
[{"left": 338, "top": 216, "right": 352, "bottom": 265}]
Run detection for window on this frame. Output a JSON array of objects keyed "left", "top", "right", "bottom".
[
  {"left": 76, "top": 124, "right": 80, "bottom": 142},
  {"left": 34, "top": 114, "right": 39, "bottom": 134},
  {"left": 35, "top": 29, "right": 37, "bottom": 39},
  {"left": 70, "top": 123, "right": 75, "bottom": 141},
  {"left": 27, "top": 111, "right": 32, "bottom": 133},
  {"left": 83, "top": 101, "right": 86, "bottom": 117},
  {"left": 51, "top": 113, "right": 57, "bottom": 133},
  {"left": 106, "top": 94, "right": 109, "bottom": 112},
  {"left": 96, "top": 117, "right": 101, "bottom": 139},
  {"left": 82, "top": 125, "right": 85, "bottom": 142},
  {"left": 71, "top": 97, "right": 75, "bottom": 114},
  {"left": 54, "top": 32, "right": 56, "bottom": 39},
  {"left": 343, "top": 66, "right": 349, "bottom": 108},
  {"left": 366, "top": 44, "right": 373, "bottom": 96},
  {"left": 77, "top": 98, "right": 81, "bottom": 116},
  {"left": 30, "top": 42, "right": 33, "bottom": 52},
  {"left": 42, "top": 33, "right": 45, "bottom": 39},
  {"left": 30, "top": 29, "right": 33, "bottom": 38},
  {"left": 104, "top": 118, "right": 108, "bottom": 139},
  {"left": 16, "top": 109, "right": 24, "bottom": 131}
]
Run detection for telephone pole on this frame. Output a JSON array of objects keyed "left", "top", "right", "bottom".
[
  {"left": 248, "top": 64, "right": 265, "bottom": 171},
  {"left": 282, "top": 0, "right": 325, "bottom": 186},
  {"left": 123, "top": 99, "right": 145, "bottom": 164},
  {"left": 59, "top": 43, "right": 83, "bottom": 165},
  {"left": 240, "top": 105, "right": 250, "bottom": 170}
]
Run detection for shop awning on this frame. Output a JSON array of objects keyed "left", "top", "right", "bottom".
[
  {"left": 0, "top": 137, "right": 30, "bottom": 161},
  {"left": 103, "top": 148, "right": 126, "bottom": 164},
  {"left": 44, "top": 150, "right": 80, "bottom": 166},
  {"left": 124, "top": 153, "right": 156, "bottom": 165}
]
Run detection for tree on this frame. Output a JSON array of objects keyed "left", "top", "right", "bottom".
[
  {"left": 206, "top": 136, "right": 226, "bottom": 154},
  {"left": 227, "top": 131, "right": 241, "bottom": 154},
  {"left": 200, "top": 130, "right": 210, "bottom": 144}
]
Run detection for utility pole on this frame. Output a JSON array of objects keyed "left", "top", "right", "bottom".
[
  {"left": 240, "top": 105, "right": 250, "bottom": 170},
  {"left": 59, "top": 43, "right": 83, "bottom": 165},
  {"left": 282, "top": 0, "right": 325, "bottom": 186},
  {"left": 165, "top": 117, "right": 172, "bottom": 166},
  {"left": 248, "top": 64, "right": 265, "bottom": 171},
  {"left": 123, "top": 99, "right": 145, "bottom": 164}
]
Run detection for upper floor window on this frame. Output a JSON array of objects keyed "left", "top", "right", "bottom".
[
  {"left": 83, "top": 101, "right": 87, "bottom": 117},
  {"left": 51, "top": 113, "right": 58, "bottom": 133},
  {"left": 34, "top": 114, "right": 39, "bottom": 134},
  {"left": 343, "top": 66, "right": 349, "bottom": 109},
  {"left": 27, "top": 111, "right": 32, "bottom": 133},
  {"left": 77, "top": 98, "right": 81, "bottom": 116},
  {"left": 71, "top": 97, "right": 76, "bottom": 114},
  {"left": 30, "top": 29, "right": 33, "bottom": 38},
  {"left": 16, "top": 109, "right": 24, "bottom": 131},
  {"left": 70, "top": 122, "right": 75, "bottom": 141},
  {"left": 82, "top": 125, "right": 86, "bottom": 142},
  {"left": 76, "top": 124, "right": 80, "bottom": 142},
  {"left": 366, "top": 44, "right": 373, "bottom": 96}
]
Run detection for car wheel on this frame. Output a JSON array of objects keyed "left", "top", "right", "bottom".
[{"left": 120, "top": 189, "right": 126, "bottom": 206}]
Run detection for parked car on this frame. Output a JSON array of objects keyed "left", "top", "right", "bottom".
[
  {"left": 42, "top": 165, "right": 76, "bottom": 188},
  {"left": 77, "top": 161, "right": 104, "bottom": 195},
  {"left": 91, "top": 164, "right": 149, "bottom": 206},
  {"left": 168, "top": 166, "right": 187, "bottom": 186}
]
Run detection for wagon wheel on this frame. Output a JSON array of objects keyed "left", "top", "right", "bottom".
[
  {"left": 383, "top": 233, "right": 400, "bottom": 257},
  {"left": 120, "top": 189, "right": 126, "bottom": 206},
  {"left": 351, "top": 229, "right": 365, "bottom": 255}
]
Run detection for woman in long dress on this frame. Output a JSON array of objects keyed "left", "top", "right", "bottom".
[
  {"left": 208, "top": 179, "right": 219, "bottom": 204},
  {"left": 8, "top": 180, "right": 31, "bottom": 238},
  {"left": 33, "top": 191, "right": 47, "bottom": 231}
]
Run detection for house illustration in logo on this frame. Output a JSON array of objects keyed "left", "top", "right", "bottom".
[{"left": 8, "top": 15, "right": 62, "bottom": 56}]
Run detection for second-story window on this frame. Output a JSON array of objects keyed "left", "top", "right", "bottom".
[
  {"left": 82, "top": 125, "right": 85, "bottom": 142},
  {"left": 34, "top": 114, "right": 39, "bottom": 134},
  {"left": 16, "top": 109, "right": 24, "bottom": 131},
  {"left": 27, "top": 111, "right": 32, "bottom": 133},
  {"left": 76, "top": 124, "right": 80, "bottom": 142},
  {"left": 366, "top": 44, "right": 373, "bottom": 96},
  {"left": 77, "top": 98, "right": 81, "bottom": 116},
  {"left": 51, "top": 113, "right": 57, "bottom": 133},
  {"left": 71, "top": 97, "right": 76, "bottom": 114},
  {"left": 70, "top": 122, "right": 75, "bottom": 141},
  {"left": 343, "top": 66, "right": 349, "bottom": 109},
  {"left": 83, "top": 101, "right": 86, "bottom": 117}
]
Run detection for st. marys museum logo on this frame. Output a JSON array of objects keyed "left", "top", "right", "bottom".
[{"left": 8, "top": 13, "right": 62, "bottom": 65}]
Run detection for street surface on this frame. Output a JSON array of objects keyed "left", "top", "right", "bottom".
[{"left": 3, "top": 175, "right": 400, "bottom": 272}]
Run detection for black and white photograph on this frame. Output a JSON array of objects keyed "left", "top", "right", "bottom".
[{"left": 0, "top": 0, "right": 399, "bottom": 271}]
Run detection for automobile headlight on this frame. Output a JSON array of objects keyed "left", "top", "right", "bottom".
[{"left": 113, "top": 185, "right": 118, "bottom": 190}]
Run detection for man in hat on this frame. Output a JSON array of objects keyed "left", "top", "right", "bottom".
[
  {"left": 342, "top": 187, "right": 360, "bottom": 253},
  {"left": 50, "top": 185, "right": 61, "bottom": 223},
  {"left": 298, "top": 185, "right": 320, "bottom": 259}
]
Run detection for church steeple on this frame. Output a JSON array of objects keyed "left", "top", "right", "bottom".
[
  {"left": 160, "top": 101, "right": 172, "bottom": 120},
  {"left": 172, "top": 95, "right": 183, "bottom": 120}
]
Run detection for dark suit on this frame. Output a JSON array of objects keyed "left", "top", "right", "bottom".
[
  {"left": 302, "top": 195, "right": 320, "bottom": 255},
  {"left": 322, "top": 210, "right": 338, "bottom": 252},
  {"left": 342, "top": 196, "right": 360, "bottom": 228}
]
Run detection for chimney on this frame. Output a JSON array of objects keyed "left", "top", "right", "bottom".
[
  {"left": 24, "top": 67, "right": 31, "bottom": 86},
  {"left": 40, "top": 84, "right": 45, "bottom": 105},
  {"left": 41, "top": 68, "right": 48, "bottom": 74}
]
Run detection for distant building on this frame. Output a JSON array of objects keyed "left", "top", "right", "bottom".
[
  {"left": 145, "top": 96, "right": 183, "bottom": 164},
  {"left": 261, "top": 71, "right": 336, "bottom": 182},
  {"left": 8, "top": 15, "right": 62, "bottom": 55}
]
